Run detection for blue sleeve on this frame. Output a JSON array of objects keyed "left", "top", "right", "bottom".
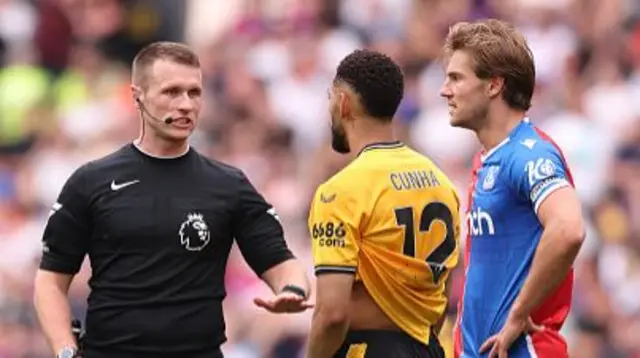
[{"left": 507, "top": 143, "right": 571, "bottom": 213}]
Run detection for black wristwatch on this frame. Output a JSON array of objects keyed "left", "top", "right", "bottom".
[
  {"left": 56, "top": 347, "right": 78, "bottom": 358},
  {"left": 281, "top": 284, "right": 307, "bottom": 299}
]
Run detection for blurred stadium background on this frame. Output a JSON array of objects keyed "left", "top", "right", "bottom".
[{"left": 0, "top": 0, "right": 639, "bottom": 357}]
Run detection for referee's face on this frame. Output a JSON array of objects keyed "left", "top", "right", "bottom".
[{"left": 142, "top": 59, "right": 203, "bottom": 142}]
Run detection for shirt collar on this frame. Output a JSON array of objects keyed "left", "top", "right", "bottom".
[
  {"left": 357, "top": 141, "right": 405, "bottom": 157},
  {"left": 480, "top": 117, "right": 529, "bottom": 163}
]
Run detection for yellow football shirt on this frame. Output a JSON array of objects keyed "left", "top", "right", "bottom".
[{"left": 309, "top": 141, "right": 461, "bottom": 345}]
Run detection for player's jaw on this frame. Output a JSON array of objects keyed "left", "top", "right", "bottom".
[
  {"left": 449, "top": 102, "right": 487, "bottom": 130},
  {"left": 329, "top": 96, "right": 351, "bottom": 154},
  {"left": 330, "top": 119, "right": 350, "bottom": 154},
  {"left": 444, "top": 85, "right": 489, "bottom": 131}
]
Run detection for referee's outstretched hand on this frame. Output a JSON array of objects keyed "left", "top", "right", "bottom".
[{"left": 254, "top": 291, "right": 314, "bottom": 314}]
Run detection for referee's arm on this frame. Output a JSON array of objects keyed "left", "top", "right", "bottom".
[
  {"left": 34, "top": 271, "right": 77, "bottom": 353},
  {"left": 34, "top": 166, "right": 91, "bottom": 354},
  {"left": 232, "top": 172, "right": 310, "bottom": 298}
]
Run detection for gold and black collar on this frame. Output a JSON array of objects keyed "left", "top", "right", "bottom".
[{"left": 357, "top": 141, "right": 405, "bottom": 157}]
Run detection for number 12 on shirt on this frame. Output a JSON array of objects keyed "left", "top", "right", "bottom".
[{"left": 394, "top": 203, "right": 456, "bottom": 283}]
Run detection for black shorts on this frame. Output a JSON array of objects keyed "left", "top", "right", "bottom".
[
  {"left": 333, "top": 329, "right": 445, "bottom": 358},
  {"left": 82, "top": 347, "right": 223, "bottom": 358}
]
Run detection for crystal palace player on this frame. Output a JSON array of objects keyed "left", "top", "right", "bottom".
[
  {"left": 33, "top": 42, "right": 311, "bottom": 358},
  {"left": 440, "top": 20, "right": 586, "bottom": 358},
  {"left": 307, "top": 49, "right": 460, "bottom": 358}
]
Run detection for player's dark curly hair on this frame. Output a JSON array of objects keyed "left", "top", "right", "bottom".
[{"left": 335, "top": 49, "right": 404, "bottom": 121}]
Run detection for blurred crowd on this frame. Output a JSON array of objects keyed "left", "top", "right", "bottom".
[{"left": 1, "top": 0, "right": 639, "bottom": 357}]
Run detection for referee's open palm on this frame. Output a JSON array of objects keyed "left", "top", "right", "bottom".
[{"left": 254, "top": 291, "right": 314, "bottom": 313}]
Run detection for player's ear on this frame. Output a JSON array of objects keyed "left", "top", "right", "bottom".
[
  {"left": 486, "top": 77, "right": 504, "bottom": 99},
  {"left": 339, "top": 91, "right": 351, "bottom": 120}
]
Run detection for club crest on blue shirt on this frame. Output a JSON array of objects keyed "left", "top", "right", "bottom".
[{"left": 482, "top": 166, "right": 500, "bottom": 191}]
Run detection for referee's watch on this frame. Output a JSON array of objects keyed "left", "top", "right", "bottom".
[
  {"left": 281, "top": 284, "right": 307, "bottom": 299},
  {"left": 56, "top": 347, "right": 78, "bottom": 358}
]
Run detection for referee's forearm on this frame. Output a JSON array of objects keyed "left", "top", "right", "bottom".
[
  {"left": 510, "top": 224, "right": 582, "bottom": 319},
  {"left": 34, "top": 270, "right": 78, "bottom": 353},
  {"left": 261, "top": 258, "right": 310, "bottom": 296}
]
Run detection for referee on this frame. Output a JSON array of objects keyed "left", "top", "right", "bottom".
[{"left": 33, "top": 41, "right": 311, "bottom": 358}]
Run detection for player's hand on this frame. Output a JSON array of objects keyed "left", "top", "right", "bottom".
[
  {"left": 479, "top": 314, "right": 544, "bottom": 358},
  {"left": 253, "top": 291, "right": 314, "bottom": 314}
]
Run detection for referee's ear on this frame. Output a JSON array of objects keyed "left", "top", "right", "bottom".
[{"left": 131, "top": 85, "right": 142, "bottom": 105}]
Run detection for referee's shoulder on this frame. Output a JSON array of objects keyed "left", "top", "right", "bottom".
[
  {"left": 67, "top": 144, "right": 133, "bottom": 180},
  {"left": 193, "top": 151, "right": 250, "bottom": 185}
]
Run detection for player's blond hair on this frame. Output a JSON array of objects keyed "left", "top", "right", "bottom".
[{"left": 443, "top": 19, "right": 535, "bottom": 111}]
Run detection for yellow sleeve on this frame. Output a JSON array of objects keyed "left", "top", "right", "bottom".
[
  {"left": 308, "top": 183, "right": 360, "bottom": 276},
  {"left": 450, "top": 190, "right": 462, "bottom": 269}
]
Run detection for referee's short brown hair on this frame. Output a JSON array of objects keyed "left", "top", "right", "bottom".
[{"left": 132, "top": 41, "right": 200, "bottom": 88}]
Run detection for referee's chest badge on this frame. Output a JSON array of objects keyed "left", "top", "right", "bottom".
[{"left": 179, "top": 212, "right": 211, "bottom": 251}]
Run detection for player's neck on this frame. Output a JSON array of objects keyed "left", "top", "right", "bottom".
[
  {"left": 477, "top": 110, "right": 525, "bottom": 152},
  {"left": 135, "top": 134, "right": 190, "bottom": 158},
  {"left": 349, "top": 121, "right": 396, "bottom": 156}
]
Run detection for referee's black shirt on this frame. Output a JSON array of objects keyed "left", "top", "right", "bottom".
[{"left": 39, "top": 143, "right": 295, "bottom": 357}]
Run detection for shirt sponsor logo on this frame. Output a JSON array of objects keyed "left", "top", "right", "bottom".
[
  {"left": 525, "top": 158, "right": 555, "bottom": 187},
  {"left": 467, "top": 207, "right": 496, "bottom": 236}
]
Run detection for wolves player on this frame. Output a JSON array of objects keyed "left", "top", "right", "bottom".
[
  {"left": 440, "top": 19, "right": 586, "bottom": 358},
  {"left": 306, "top": 49, "right": 460, "bottom": 358}
]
